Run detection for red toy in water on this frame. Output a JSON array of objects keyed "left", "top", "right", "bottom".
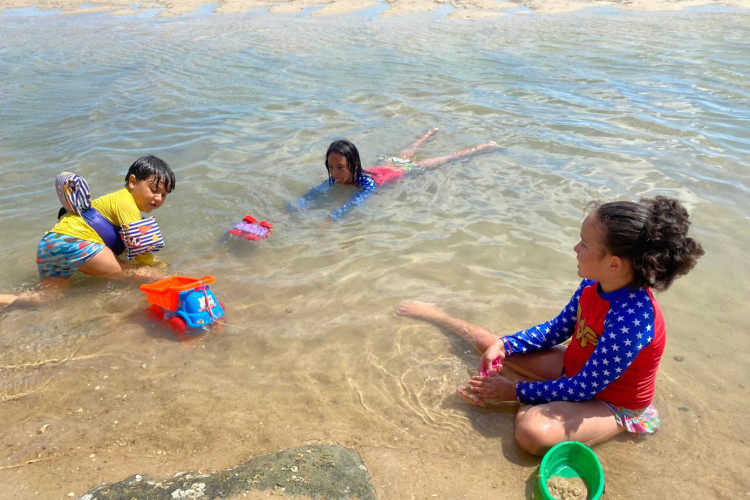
[{"left": 228, "top": 215, "right": 273, "bottom": 241}]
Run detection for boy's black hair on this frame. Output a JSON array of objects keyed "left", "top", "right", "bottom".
[
  {"left": 125, "top": 155, "right": 175, "bottom": 193},
  {"left": 325, "top": 139, "right": 369, "bottom": 184}
]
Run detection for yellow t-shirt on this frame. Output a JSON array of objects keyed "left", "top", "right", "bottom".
[{"left": 49, "top": 188, "right": 157, "bottom": 266}]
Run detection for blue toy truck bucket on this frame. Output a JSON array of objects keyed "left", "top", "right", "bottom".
[{"left": 140, "top": 276, "right": 216, "bottom": 312}]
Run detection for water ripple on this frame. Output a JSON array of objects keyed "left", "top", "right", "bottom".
[{"left": 0, "top": 13, "right": 748, "bottom": 461}]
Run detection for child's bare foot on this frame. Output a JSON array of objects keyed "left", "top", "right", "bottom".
[
  {"left": 396, "top": 300, "right": 448, "bottom": 322},
  {"left": 399, "top": 128, "right": 441, "bottom": 159},
  {"left": 457, "top": 386, "right": 484, "bottom": 406},
  {"left": 1, "top": 290, "right": 51, "bottom": 308},
  {"left": 418, "top": 128, "right": 438, "bottom": 140},
  {"left": 457, "top": 386, "right": 506, "bottom": 407},
  {"left": 0, "top": 294, "right": 17, "bottom": 308}
]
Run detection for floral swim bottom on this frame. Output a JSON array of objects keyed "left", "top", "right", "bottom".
[
  {"left": 377, "top": 155, "right": 418, "bottom": 171},
  {"left": 37, "top": 232, "right": 104, "bottom": 278},
  {"left": 602, "top": 402, "right": 661, "bottom": 434}
]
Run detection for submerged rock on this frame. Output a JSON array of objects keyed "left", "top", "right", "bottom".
[{"left": 79, "top": 444, "right": 376, "bottom": 500}]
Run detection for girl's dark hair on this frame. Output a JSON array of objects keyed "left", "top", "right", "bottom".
[
  {"left": 325, "top": 139, "right": 369, "bottom": 185},
  {"left": 125, "top": 155, "right": 176, "bottom": 193},
  {"left": 593, "top": 196, "right": 704, "bottom": 291}
]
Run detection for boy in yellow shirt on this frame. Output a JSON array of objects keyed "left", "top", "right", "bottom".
[{"left": 1, "top": 155, "right": 175, "bottom": 308}]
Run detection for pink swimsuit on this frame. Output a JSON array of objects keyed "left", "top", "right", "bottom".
[{"left": 366, "top": 166, "right": 405, "bottom": 185}]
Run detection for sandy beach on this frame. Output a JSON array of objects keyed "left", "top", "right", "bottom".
[
  {"left": 1, "top": 0, "right": 749, "bottom": 17},
  {"left": 1, "top": 1, "right": 749, "bottom": 500}
]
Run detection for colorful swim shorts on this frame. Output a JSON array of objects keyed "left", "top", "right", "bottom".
[
  {"left": 377, "top": 155, "right": 418, "bottom": 171},
  {"left": 602, "top": 402, "right": 661, "bottom": 434},
  {"left": 37, "top": 232, "right": 104, "bottom": 278}
]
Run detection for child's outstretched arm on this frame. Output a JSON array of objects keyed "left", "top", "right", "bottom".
[
  {"left": 289, "top": 179, "right": 335, "bottom": 211},
  {"left": 329, "top": 175, "right": 377, "bottom": 220},
  {"left": 500, "top": 280, "right": 589, "bottom": 355}
]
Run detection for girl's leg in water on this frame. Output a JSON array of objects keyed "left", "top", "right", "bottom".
[
  {"left": 397, "top": 300, "right": 565, "bottom": 377},
  {"left": 398, "top": 300, "right": 624, "bottom": 455},
  {"left": 1, "top": 249, "right": 163, "bottom": 309},
  {"left": 503, "top": 347, "right": 623, "bottom": 454},
  {"left": 515, "top": 400, "right": 624, "bottom": 456},
  {"left": 416, "top": 141, "right": 497, "bottom": 170},
  {"left": 396, "top": 300, "right": 499, "bottom": 353},
  {"left": 396, "top": 128, "right": 440, "bottom": 159},
  {"left": 398, "top": 300, "right": 558, "bottom": 404},
  {"left": 1, "top": 276, "right": 69, "bottom": 308}
]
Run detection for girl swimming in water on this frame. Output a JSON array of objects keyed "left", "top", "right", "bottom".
[{"left": 290, "top": 128, "right": 497, "bottom": 220}]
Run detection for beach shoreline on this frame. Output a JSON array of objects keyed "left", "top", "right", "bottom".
[{"left": 1, "top": 0, "right": 749, "bottom": 17}]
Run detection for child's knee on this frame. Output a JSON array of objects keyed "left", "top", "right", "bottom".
[{"left": 514, "top": 410, "right": 558, "bottom": 456}]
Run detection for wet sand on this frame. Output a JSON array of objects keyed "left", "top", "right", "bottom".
[{"left": 1, "top": 284, "right": 747, "bottom": 499}]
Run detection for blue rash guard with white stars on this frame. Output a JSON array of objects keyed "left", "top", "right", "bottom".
[
  {"left": 504, "top": 279, "right": 665, "bottom": 410},
  {"left": 293, "top": 172, "right": 377, "bottom": 220}
]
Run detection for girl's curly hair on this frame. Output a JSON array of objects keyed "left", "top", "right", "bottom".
[{"left": 593, "top": 196, "right": 704, "bottom": 291}]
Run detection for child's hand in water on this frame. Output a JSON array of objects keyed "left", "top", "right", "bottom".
[
  {"left": 465, "top": 371, "right": 517, "bottom": 403},
  {"left": 286, "top": 200, "right": 304, "bottom": 212},
  {"left": 125, "top": 265, "right": 166, "bottom": 281},
  {"left": 479, "top": 339, "right": 506, "bottom": 376},
  {"left": 319, "top": 217, "right": 334, "bottom": 228},
  {"left": 480, "top": 357, "right": 503, "bottom": 377}
]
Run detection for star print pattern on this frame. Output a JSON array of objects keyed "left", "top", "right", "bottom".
[
  {"left": 503, "top": 280, "right": 589, "bottom": 355},
  {"left": 505, "top": 280, "right": 660, "bottom": 407},
  {"left": 294, "top": 172, "right": 377, "bottom": 220}
]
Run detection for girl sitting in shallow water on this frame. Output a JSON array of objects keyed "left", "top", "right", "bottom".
[
  {"left": 398, "top": 196, "right": 704, "bottom": 456},
  {"left": 289, "top": 128, "right": 497, "bottom": 220}
]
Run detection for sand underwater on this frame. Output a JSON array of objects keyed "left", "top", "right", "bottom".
[{"left": 0, "top": 1, "right": 749, "bottom": 499}]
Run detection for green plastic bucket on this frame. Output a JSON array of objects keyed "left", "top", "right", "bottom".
[{"left": 538, "top": 441, "right": 604, "bottom": 500}]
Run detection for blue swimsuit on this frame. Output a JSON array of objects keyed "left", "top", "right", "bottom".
[{"left": 293, "top": 172, "right": 378, "bottom": 220}]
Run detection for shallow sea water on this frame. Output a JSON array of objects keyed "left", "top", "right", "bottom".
[{"left": 0, "top": 7, "right": 748, "bottom": 499}]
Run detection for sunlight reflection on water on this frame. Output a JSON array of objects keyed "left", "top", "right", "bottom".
[{"left": 0, "top": 9, "right": 748, "bottom": 498}]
